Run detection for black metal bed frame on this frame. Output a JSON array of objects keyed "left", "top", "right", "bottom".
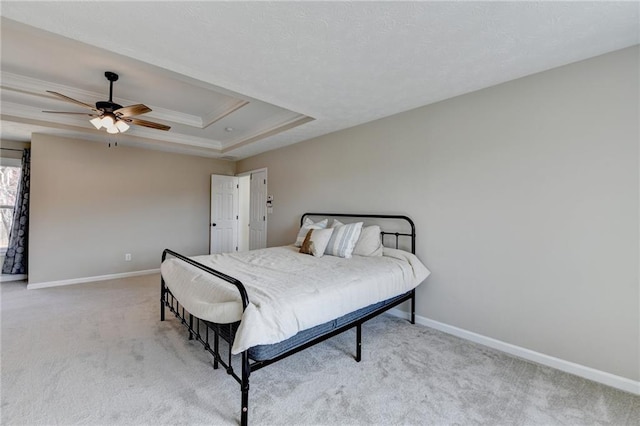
[{"left": 160, "top": 213, "right": 417, "bottom": 426}]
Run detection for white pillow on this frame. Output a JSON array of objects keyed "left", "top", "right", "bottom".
[
  {"left": 324, "top": 221, "right": 363, "bottom": 258},
  {"left": 330, "top": 219, "right": 344, "bottom": 228},
  {"left": 294, "top": 218, "right": 328, "bottom": 247},
  {"left": 299, "top": 228, "right": 334, "bottom": 257},
  {"left": 353, "top": 225, "right": 383, "bottom": 257}
]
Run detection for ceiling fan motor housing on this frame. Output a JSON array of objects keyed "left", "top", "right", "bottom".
[{"left": 96, "top": 101, "right": 123, "bottom": 112}]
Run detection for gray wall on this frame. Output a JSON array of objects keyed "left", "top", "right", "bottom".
[
  {"left": 29, "top": 134, "right": 235, "bottom": 283},
  {"left": 238, "top": 47, "right": 639, "bottom": 381}
]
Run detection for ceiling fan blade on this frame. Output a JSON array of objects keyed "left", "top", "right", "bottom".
[
  {"left": 114, "top": 104, "right": 152, "bottom": 117},
  {"left": 124, "top": 117, "right": 171, "bottom": 131},
  {"left": 43, "top": 111, "right": 99, "bottom": 116},
  {"left": 46, "top": 91, "right": 97, "bottom": 111}
]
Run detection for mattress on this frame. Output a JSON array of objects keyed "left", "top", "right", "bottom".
[
  {"left": 210, "top": 292, "right": 410, "bottom": 362},
  {"left": 161, "top": 245, "right": 430, "bottom": 354}
]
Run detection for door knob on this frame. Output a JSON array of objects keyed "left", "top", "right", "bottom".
[{"left": 212, "top": 223, "right": 217, "bottom": 226}]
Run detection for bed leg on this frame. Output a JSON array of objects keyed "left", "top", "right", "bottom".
[
  {"left": 411, "top": 289, "right": 416, "bottom": 325},
  {"left": 241, "top": 351, "right": 250, "bottom": 426},
  {"left": 160, "top": 278, "right": 166, "bottom": 321},
  {"left": 188, "top": 314, "right": 194, "bottom": 340},
  {"left": 213, "top": 329, "right": 219, "bottom": 370},
  {"left": 355, "top": 324, "right": 362, "bottom": 362}
]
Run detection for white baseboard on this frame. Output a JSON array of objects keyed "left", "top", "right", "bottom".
[
  {"left": 388, "top": 308, "right": 640, "bottom": 396},
  {"left": 0, "top": 273, "right": 27, "bottom": 282},
  {"left": 27, "top": 269, "right": 160, "bottom": 290}
]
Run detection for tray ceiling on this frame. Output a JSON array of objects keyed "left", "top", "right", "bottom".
[{"left": 1, "top": 2, "right": 638, "bottom": 159}]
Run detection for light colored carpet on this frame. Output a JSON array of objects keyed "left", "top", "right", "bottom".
[{"left": 1, "top": 275, "right": 638, "bottom": 425}]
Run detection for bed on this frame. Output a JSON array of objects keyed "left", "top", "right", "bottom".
[{"left": 160, "top": 213, "right": 430, "bottom": 425}]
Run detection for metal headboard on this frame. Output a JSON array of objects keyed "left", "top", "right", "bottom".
[{"left": 301, "top": 213, "right": 416, "bottom": 254}]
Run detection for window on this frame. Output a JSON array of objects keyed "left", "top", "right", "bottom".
[{"left": 0, "top": 158, "right": 22, "bottom": 253}]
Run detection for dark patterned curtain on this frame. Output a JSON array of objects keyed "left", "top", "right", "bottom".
[{"left": 2, "top": 149, "right": 30, "bottom": 275}]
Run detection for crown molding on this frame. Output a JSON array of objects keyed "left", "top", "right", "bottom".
[
  {"left": 202, "top": 99, "right": 249, "bottom": 129},
  {"left": 223, "top": 114, "right": 314, "bottom": 153}
]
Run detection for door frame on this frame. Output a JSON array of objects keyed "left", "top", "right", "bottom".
[
  {"left": 236, "top": 167, "right": 267, "bottom": 179},
  {"left": 236, "top": 168, "right": 268, "bottom": 249}
]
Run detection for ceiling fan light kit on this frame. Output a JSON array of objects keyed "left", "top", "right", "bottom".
[{"left": 45, "top": 71, "right": 170, "bottom": 134}]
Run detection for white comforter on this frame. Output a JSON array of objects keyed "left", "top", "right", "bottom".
[{"left": 161, "top": 246, "right": 430, "bottom": 354}]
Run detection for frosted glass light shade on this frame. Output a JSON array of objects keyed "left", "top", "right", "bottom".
[
  {"left": 106, "top": 126, "right": 119, "bottom": 134},
  {"left": 101, "top": 115, "right": 115, "bottom": 129},
  {"left": 115, "top": 120, "right": 130, "bottom": 132},
  {"left": 90, "top": 117, "right": 103, "bottom": 129}
]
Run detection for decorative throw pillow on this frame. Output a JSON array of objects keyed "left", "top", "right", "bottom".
[
  {"left": 353, "top": 225, "right": 383, "bottom": 257},
  {"left": 324, "top": 221, "right": 363, "bottom": 258},
  {"left": 299, "top": 228, "right": 334, "bottom": 257},
  {"left": 294, "top": 218, "right": 329, "bottom": 247}
]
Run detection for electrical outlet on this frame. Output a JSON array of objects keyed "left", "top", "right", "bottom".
[{"left": 125, "top": 253, "right": 132, "bottom": 261}]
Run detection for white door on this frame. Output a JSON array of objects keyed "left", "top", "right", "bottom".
[
  {"left": 249, "top": 170, "right": 267, "bottom": 250},
  {"left": 210, "top": 175, "right": 239, "bottom": 254}
]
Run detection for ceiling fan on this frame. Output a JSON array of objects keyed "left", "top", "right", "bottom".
[{"left": 43, "top": 71, "right": 171, "bottom": 134}]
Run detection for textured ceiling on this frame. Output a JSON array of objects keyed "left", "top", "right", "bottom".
[{"left": 1, "top": 1, "right": 638, "bottom": 159}]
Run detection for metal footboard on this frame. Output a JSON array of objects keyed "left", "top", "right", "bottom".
[{"left": 161, "top": 248, "right": 253, "bottom": 425}]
